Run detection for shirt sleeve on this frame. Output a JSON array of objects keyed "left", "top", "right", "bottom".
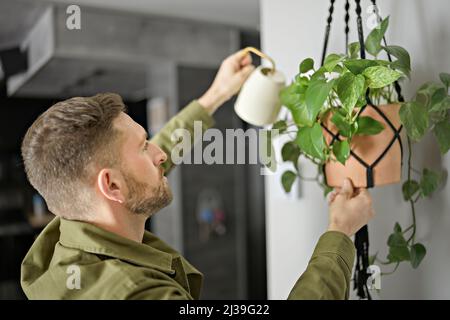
[
  {"left": 287, "top": 231, "right": 356, "bottom": 300},
  {"left": 150, "top": 100, "right": 215, "bottom": 173}
]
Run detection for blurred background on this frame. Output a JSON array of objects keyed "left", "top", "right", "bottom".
[
  {"left": 0, "top": 0, "right": 266, "bottom": 299},
  {"left": 0, "top": 0, "right": 449, "bottom": 300}
]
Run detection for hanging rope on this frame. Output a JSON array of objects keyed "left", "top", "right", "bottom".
[
  {"left": 321, "top": 0, "right": 336, "bottom": 66},
  {"left": 344, "top": 0, "right": 350, "bottom": 53},
  {"left": 319, "top": 0, "right": 406, "bottom": 300},
  {"left": 353, "top": 0, "right": 372, "bottom": 300}
]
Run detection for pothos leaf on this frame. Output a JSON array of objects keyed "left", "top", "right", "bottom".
[
  {"left": 281, "top": 170, "right": 297, "bottom": 193},
  {"left": 399, "top": 101, "right": 429, "bottom": 141},
  {"left": 305, "top": 79, "right": 335, "bottom": 124},
  {"left": 296, "top": 123, "right": 326, "bottom": 161},
  {"left": 336, "top": 72, "right": 365, "bottom": 113},
  {"left": 356, "top": 116, "right": 385, "bottom": 136},
  {"left": 420, "top": 168, "right": 441, "bottom": 197},
  {"left": 363, "top": 66, "right": 402, "bottom": 89},
  {"left": 332, "top": 140, "right": 350, "bottom": 165},
  {"left": 410, "top": 243, "right": 426, "bottom": 269}
]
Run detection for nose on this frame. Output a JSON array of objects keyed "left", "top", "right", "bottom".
[{"left": 150, "top": 142, "right": 167, "bottom": 166}]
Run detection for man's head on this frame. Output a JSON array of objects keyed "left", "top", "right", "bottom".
[{"left": 21, "top": 93, "right": 172, "bottom": 221}]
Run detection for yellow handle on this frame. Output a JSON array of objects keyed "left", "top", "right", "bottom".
[{"left": 242, "top": 47, "right": 276, "bottom": 74}]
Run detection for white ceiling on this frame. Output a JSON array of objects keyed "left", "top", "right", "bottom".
[{"left": 36, "top": 0, "right": 260, "bottom": 30}]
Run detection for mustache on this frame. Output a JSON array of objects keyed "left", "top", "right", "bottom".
[{"left": 159, "top": 166, "right": 165, "bottom": 178}]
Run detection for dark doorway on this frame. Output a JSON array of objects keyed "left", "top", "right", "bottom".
[{"left": 177, "top": 63, "right": 267, "bottom": 299}]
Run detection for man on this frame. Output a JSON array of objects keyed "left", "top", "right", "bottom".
[{"left": 20, "top": 50, "right": 374, "bottom": 300}]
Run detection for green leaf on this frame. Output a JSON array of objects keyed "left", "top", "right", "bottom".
[
  {"left": 440, "top": 72, "right": 450, "bottom": 89},
  {"left": 281, "top": 141, "right": 301, "bottom": 163},
  {"left": 324, "top": 54, "right": 345, "bottom": 72},
  {"left": 363, "top": 66, "right": 402, "bottom": 89},
  {"left": 429, "top": 88, "right": 449, "bottom": 113},
  {"left": 416, "top": 82, "right": 445, "bottom": 110},
  {"left": 305, "top": 79, "right": 334, "bottom": 123},
  {"left": 399, "top": 101, "right": 429, "bottom": 141},
  {"left": 410, "top": 243, "right": 426, "bottom": 269},
  {"left": 272, "top": 120, "right": 287, "bottom": 133},
  {"left": 420, "top": 168, "right": 441, "bottom": 197},
  {"left": 388, "top": 246, "right": 410, "bottom": 262},
  {"left": 296, "top": 123, "right": 326, "bottom": 160},
  {"left": 281, "top": 170, "right": 297, "bottom": 193},
  {"left": 402, "top": 180, "right": 420, "bottom": 201},
  {"left": 429, "top": 108, "right": 449, "bottom": 124},
  {"left": 295, "top": 75, "right": 310, "bottom": 88},
  {"left": 365, "top": 16, "right": 389, "bottom": 56},
  {"left": 332, "top": 140, "right": 350, "bottom": 164},
  {"left": 356, "top": 116, "right": 385, "bottom": 135},
  {"left": 299, "top": 58, "right": 314, "bottom": 74},
  {"left": 374, "top": 59, "right": 391, "bottom": 66},
  {"left": 348, "top": 42, "right": 360, "bottom": 59},
  {"left": 343, "top": 59, "right": 378, "bottom": 75},
  {"left": 433, "top": 115, "right": 450, "bottom": 154},
  {"left": 383, "top": 45, "right": 411, "bottom": 78},
  {"left": 280, "top": 84, "right": 312, "bottom": 127},
  {"left": 336, "top": 73, "right": 366, "bottom": 112},
  {"left": 387, "top": 231, "right": 407, "bottom": 247},
  {"left": 387, "top": 229, "right": 410, "bottom": 263},
  {"left": 290, "top": 102, "right": 313, "bottom": 127},
  {"left": 280, "top": 83, "right": 301, "bottom": 108},
  {"left": 355, "top": 94, "right": 367, "bottom": 108},
  {"left": 333, "top": 64, "right": 344, "bottom": 74},
  {"left": 331, "top": 112, "right": 352, "bottom": 137},
  {"left": 310, "top": 66, "right": 327, "bottom": 81}
]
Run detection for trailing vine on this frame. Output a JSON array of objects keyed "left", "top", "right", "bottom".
[{"left": 270, "top": 17, "right": 450, "bottom": 276}]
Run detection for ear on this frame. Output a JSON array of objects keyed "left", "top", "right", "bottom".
[{"left": 97, "top": 168, "right": 125, "bottom": 204}]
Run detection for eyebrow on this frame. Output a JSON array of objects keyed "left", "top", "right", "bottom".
[{"left": 140, "top": 131, "right": 149, "bottom": 147}]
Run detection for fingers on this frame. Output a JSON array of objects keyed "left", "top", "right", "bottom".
[
  {"left": 229, "top": 50, "right": 253, "bottom": 69},
  {"left": 327, "top": 189, "right": 338, "bottom": 204},
  {"left": 352, "top": 188, "right": 376, "bottom": 220},
  {"left": 354, "top": 188, "right": 373, "bottom": 206},
  {"left": 240, "top": 53, "right": 252, "bottom": 66},
  {"left": 237, "top": 64, "right": 255, "bottom": 80},
  {"left": 236, "top": 48, "right": 250, "bottom": 59},
  {"left": 338, "top": 178, "right": 354, "bottom": 199}
]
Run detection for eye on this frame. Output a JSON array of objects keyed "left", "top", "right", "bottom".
[{"left": 143, "top": 140, "right": 149, "bottom": 151}]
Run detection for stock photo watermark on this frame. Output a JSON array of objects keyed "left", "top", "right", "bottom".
[
  {"left": 366, "top": 4, "right": 383, "bottom": 30},
  {"left": 170, "top": 121, "right": 279, "bottom": 175},
  {"left": 66, "top": 4, "right": 81, "bottom": 30},
  {"left": 367, "top": 264, "right": 381, "bottom": 290},
  {"left": 66, "top": 265, "right": 81, "bottom": 290}
]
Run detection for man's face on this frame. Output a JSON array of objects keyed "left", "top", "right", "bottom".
[{"left": 113, "top": 112, "right": 172, "bottom": 216}]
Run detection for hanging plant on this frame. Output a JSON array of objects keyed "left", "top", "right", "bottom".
[{"left": 271, "top": 15, "right": 450, "bottom": 278}]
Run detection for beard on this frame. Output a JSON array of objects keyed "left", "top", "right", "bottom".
[{"left": 122, "top": 169, "right": 173, "bottom": 217}]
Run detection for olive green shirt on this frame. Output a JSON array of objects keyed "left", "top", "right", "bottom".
[{"left": 21, "top": 100, "right": 355, "bottom": 300}]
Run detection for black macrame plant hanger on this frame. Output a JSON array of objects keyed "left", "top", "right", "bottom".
[{"left": 319, "top": 0, "right": 405, "bottom": 299}]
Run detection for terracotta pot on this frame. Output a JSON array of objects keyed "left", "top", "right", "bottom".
[{"left": 322, "top": 104, "right": 403, "bottom": 188}]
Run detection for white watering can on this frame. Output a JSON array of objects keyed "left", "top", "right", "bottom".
[{"left": 234, "top": 47, "right": 286, "bottom": 126}]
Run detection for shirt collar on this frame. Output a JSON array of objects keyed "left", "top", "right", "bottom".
[{"left": 58, "top": 217, "right": 175, "bottom": 275}]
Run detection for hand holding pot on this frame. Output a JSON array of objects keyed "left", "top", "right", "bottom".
[{"left": 327, "top": 178, "right": 375, "bottom": 237}]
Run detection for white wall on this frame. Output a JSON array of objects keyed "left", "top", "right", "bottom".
[{"left": 261, "top": 0, "right": 450, "bottom": 299}]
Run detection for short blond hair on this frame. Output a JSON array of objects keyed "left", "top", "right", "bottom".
[{"left": 21, "top": 93, "right": 126, "bottom": 219}]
